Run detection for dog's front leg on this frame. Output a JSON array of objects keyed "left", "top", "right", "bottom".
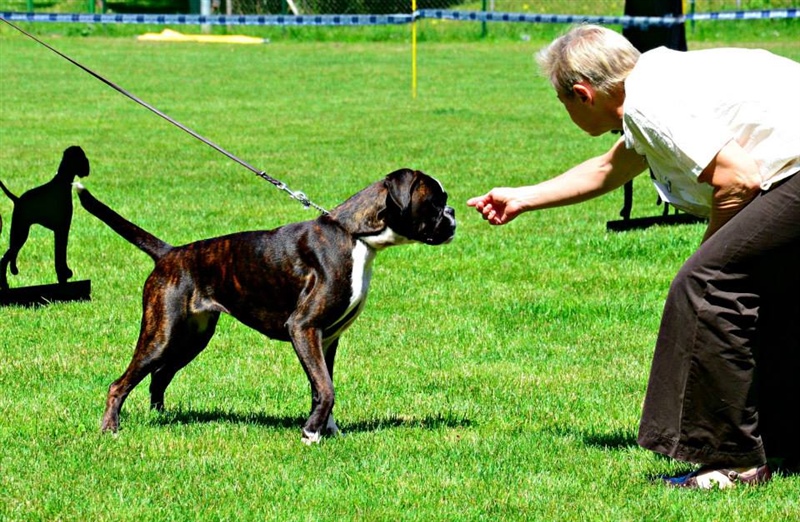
[
  {"left": 287, "top": 323, "right": 334, "bottom": 445},
  {"left": 321, "top": 337, "right": 340, "bottom": 437},
  {"left": 53, "top": 225, "right": 73, "bottom": 283},
  {"left": 305, "top": 337, "right": 342, "bottom": 438}
]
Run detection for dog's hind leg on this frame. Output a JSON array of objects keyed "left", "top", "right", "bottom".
[
  {"left": 0, "top": 256, "right": 8, "bottom": 290},
  {"left": 149, "top": 312, "right": 220, "bottom": 411},
  {"left": 101, "top": 288, "right": 184, "bottom": 432},
  {"left": 0, "top": 221, "right": 30, "bottom": 288},
  {"left": 0, "top": 249, "right": 20, "bottom": 290},
  {"left": 101, "top": 336, "right": 161, "bottom": 432}
]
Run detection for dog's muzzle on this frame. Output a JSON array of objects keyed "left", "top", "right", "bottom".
[{"left": 424, "top": 205, "right": 456, "bottom": 245}]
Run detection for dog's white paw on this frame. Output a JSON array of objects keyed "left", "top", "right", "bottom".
[
  {"left": 301, "top": 429, "right": 322, "bottom": 445},
  {"left": 301, "top": 415, "right": 343, "bottom": 445}
]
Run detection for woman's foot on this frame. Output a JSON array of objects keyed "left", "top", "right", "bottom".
[{"left": 662, "top": 464, "right": 771, "bottom": 489}]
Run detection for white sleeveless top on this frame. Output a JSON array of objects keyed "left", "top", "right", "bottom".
[{"left": 623, "top": 47, "right": 800, "bottom": 217}]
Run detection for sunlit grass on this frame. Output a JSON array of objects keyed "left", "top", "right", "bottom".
[{"left": 1, "top": 31, "right": 798, "bottom": 522}]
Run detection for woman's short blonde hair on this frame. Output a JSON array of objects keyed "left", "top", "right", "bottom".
[{"left": 536, "top": 24, "right": 641, "bottom": 98}]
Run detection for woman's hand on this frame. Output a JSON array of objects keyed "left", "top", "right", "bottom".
[{"left": 467, "top": 188, "right": 526, "bottom": 225}]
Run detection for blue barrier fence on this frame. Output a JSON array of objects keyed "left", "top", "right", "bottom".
[{"left": 1, "top": 9, "right": 798, "bottom": 27}]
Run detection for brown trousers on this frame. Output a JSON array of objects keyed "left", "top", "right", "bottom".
[{"left": 638, "top": 172, "right": 800, "bottom": 467}]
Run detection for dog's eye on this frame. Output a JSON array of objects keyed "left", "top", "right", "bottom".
[{"left": 417, "top": 200, "right": 438, "bottom": 217}]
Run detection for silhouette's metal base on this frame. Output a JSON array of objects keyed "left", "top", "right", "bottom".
[
  {"left": 0, "top": 279, "right": 91, "bottom": 307},
  {"left": 607, "top": 213, "right": 706, "bottom": 232},
  {"left": 609, "top": 179, "right": 706, "bottom": 232}
]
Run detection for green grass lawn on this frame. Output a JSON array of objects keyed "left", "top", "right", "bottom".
[{"left": 1, "top": 24, "right": 799, "bottom": 521}]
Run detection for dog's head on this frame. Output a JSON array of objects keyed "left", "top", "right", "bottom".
[
  {"left": 58, "top": 145, "right": 90, "bottom": 180},
  {"left": 329, "top": 168, "right": 456, "bottom": 249}
]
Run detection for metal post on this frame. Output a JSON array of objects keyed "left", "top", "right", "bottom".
[
  {"left": 201, "top": 0, "right": 211, "bottom": 33},
  {"left": 412, "top": 0, "right": 417, "bottom": 98},
  {"left": 481, "top": 0, "right": 487, "bottom": 38}
]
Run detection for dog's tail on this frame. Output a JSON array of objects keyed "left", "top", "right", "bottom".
[
  {"left": 74, "top": 183, "right": 172, "bottom": 261},
  {"left": 0, "top": 179, "right": 18, "bottom": 203}
]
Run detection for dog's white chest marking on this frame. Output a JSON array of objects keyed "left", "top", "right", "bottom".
[
  {"left": 360, "top": 227, "right": 413, "bottom": 250},
  {"left": 324, "top": 240, "right": 375, "bottom": 347},
  {"left": 349, "top": 239, "right": 375, "bottom": 310}
]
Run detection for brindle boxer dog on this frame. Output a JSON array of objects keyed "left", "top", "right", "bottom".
[{"left": 75, "top": 169, "right": 456, "bottom": 444}]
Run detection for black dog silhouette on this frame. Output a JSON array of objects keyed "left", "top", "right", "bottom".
[{"left": 0, "top": 146, "right": 90, "bottom": 290}]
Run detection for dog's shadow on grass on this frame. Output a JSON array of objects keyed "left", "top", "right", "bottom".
[
  {"left": 149, "top": 408, "right": 473, "bottom": 434},
  {"left": 149, "top": 409, "right": 305, "bottom": 430}
]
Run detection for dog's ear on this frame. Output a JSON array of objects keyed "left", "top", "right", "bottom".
[
  {"left": 328, "top": 169, "right": 422, "bottom": 237},
  {"left": 384, "top": 168, "right": 419, "bottom": 214}
]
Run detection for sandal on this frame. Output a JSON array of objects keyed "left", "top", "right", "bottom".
[{"left": 662, "top": 464, "right": 771, "bottom": 489}]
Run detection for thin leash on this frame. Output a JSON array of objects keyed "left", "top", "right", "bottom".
[{"left": 0, "top": 16, "right": 328, "bottom": 215}]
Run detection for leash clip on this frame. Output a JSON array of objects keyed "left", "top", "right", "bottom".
[
  {"left": 260, "top": 171, "right": 327, "bottom": 214},
  {"left": 276, "top": 183, "right": 318, "bottom": 211},
  {"left": 293, "top": 192, "right": 312, "bottom": 209}
]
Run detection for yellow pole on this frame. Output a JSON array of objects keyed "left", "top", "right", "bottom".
[{"left": 411, "top": 0, "right": 417, "bottom": 99}]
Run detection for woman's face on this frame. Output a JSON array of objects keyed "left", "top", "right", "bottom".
[
  {"left": 558, "top": 90, "right": 603, "bottom": 137},
  {"left": 556, "top": 83, "right": 619, "bottom": 137}
]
